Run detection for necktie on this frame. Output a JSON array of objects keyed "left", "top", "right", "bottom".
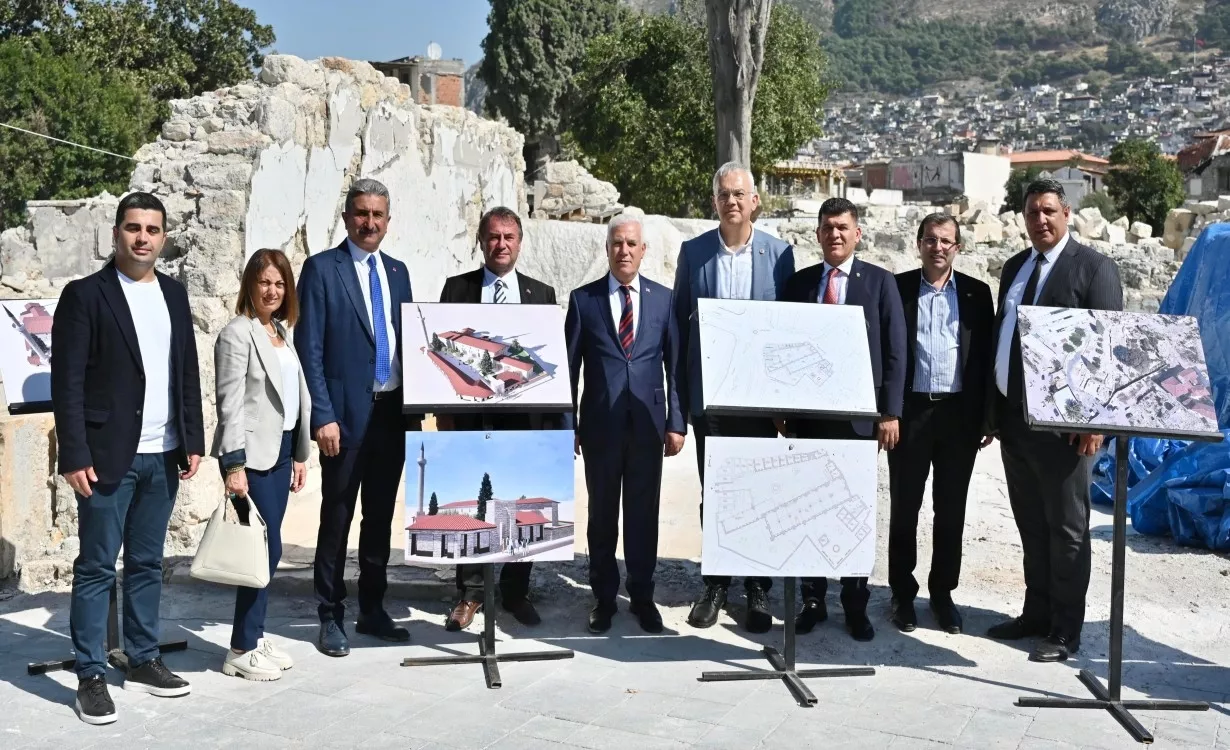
[
  {"left": 1007, "top": 252, "right": 1047, "bottom": 405},
  {"left": 618, "top": 285, "right": 634, "bottom": 358},
  {"left": 822, "top": 267, "right": 840, "bottom": 304},
  {"left": 493, "top": 279, "right": 506, "bottom": 304},
  {"left": 368, "top": 255, "right": 390, "bottom": 385}
]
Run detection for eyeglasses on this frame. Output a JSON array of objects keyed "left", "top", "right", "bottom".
[
  {"left": 715, "top": 190, "right": 749, "bottom": 203},
  {"left": 920, "top": 237, "right": 959, "bottom": 249}
]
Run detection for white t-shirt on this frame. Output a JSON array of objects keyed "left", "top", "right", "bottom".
[
  {"left": 275, "top": 343, "right": 300, "bottom": 432},
  {"left": 117, "top": 270, "right": 178, "bottom": 453}
]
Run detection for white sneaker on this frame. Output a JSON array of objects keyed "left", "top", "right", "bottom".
[
  {"left": 222, "top": 649, "right": 282, "bottom": 681},
  {"left": 256, "top": 638, "right": 294, "bottom": 670}
]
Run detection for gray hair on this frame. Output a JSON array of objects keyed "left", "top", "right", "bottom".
[
  {"left": 712, "top": 161, "right": 756, "bottom": 197},
  {"left": 1023, "top": 177, "right": 1069, "bottom": 209},
  {"left": 606, "top": 213, "right": 644, "bottom": 247},
  {"left": 345, "top": 178, "right": 391, "bottom": 214}
]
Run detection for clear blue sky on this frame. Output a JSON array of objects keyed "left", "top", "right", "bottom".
[
  {"left": 244, "top": 0, "right": 490, "bottom": 68},
  {"left": 405, "top": 431, "right": 576, "bottom": 509}
]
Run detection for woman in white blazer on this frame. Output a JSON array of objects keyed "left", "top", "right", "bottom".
[{"left": 211, "top": 249, "right": 311, "bottom": 681}]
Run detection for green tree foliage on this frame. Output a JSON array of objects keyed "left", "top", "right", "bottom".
[
  {"left": 430, "top": 333, "right": 443, "bottom": 352},
  {"left": 570, "top": 4, "right": 828, "bottom": 216},
  {"left": 1104, "top": 138, "right": 1184, "bottom": 233},
  {"left": 428, "top": 492, "right": 439, "bottom": 515},
  {"left": 0, "top": 36, "right": 159, "bottom": 228},
  {"left": 477, "top": 473, "right": 493, "bottom": 521},
  {"left": 1003, "top": 166, "right": 1043, "bottom": 213},
  {"left": 1079, "top": 190, "right": 1120, "bottom": 223},
  {"left": 479, "top": 0, "right": 623, "bottom": 152},
  {"left": 479, "top": 350, "right": 495, "bottom": 377},
  {"left": 1103, "top": 40, "right": 1167, "bottom": 77}
]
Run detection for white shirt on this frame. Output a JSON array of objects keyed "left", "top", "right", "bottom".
[
  {"left": 275, "top": 343, "right": 300, "bottom": 432},
  {"left": 608, "top": 273, "right": 641, "bottom": 339},
  {"left": 994, "top": 233, "right": 1070, "bottom": 396},
  {"left": 117, "top": 270, "right": 179, "bottom": 453},
  {"left": 818, "top": 255, "right": 856, "bottom": 305},
  {"left": 346, "top": 239, "right": 401, "bottom": 392},
  {"left": 481, "top": 267, "right": 522, "bottom": 304},
  {"left": 715, "top": 231, "right": 754, "bottom": 300}
]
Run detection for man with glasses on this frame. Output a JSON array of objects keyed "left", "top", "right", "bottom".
[
  {"left": 673, "top": 161, "right": 795, "bottom": 633},
  {"left": 887, "top": 214, "right": 994, "bottom": 636}
]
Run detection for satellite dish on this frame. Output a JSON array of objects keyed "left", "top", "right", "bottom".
[{"left": 426, "top": 42, "right": 442, "bottom": 61}]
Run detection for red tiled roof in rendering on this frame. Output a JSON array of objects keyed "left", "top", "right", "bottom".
[
  {"left": 426, "top": 350, "right": 494, "bottom": 398},
  {"left": 406, "top": 515, "right": 496, "bottom": 532},
  {"left": 516, "top": 497, "right": 555, "bottom": 505},
  {"left": 440, "top": 328, "right": 506, "bottom": 354},
  {"left": 496, "top": 355, "right": 534, "bottom": 372},
  {"left": 515, "top": 511, "right": 549, "bottom": 526},
  {"left": 20, "top": 304, "right": 53, "bottom": 334}
]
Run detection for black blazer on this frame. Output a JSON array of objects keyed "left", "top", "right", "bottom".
[
  {"left": 438, "top": 267, "right": 561, "bottom": 430},
  {"left": 51, "top": 261, "right": 205, "bottom": 485},
  {"left": 986, "top": 238, "right": 1123, "bottom": 433},
  {"left": 896, "top": 269, "right": 995, "bottom": 436},
  {"left": 782, "top": 257, "right": 907, "bottom": 438}
]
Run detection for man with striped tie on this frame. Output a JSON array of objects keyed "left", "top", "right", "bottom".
[
  {"left": 439, "top": 207, "right": 560, "bottom": 632},
  {"left": 565, "top": 214, "right": 687, "bottom": 633}
]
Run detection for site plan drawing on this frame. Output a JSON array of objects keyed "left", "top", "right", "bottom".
[
  {"left": 401, "top": 302, "right": 572, "bottom": 413},
  {"left": 702, "top": 436, "right": 878, "bottom": 577},
  {"left": 1018, "top": 306, "right": 1221, "bottom": 440},
  {"left": 697, "top": 298, "right": 878, "bottom": 418},
  {"left": 0, "top": 299, "right": 56, "bottom": 412}
]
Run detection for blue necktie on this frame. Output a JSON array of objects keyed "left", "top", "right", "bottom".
[{"left": 368, "top": 255, "right": 390, "bottom": 385}]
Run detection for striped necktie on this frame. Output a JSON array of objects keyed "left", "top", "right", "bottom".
[
  {"left": 618, "top": 285, "right": 634, "bottom": 358},
  {"left": 493, "top": 279, "right": 506, "bottom": 304}
]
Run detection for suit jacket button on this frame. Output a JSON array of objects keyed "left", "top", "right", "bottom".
[
  {"left": 136, "top": 409, "right": 142, "bottom": 417},
  {"left": 370, "top": 358, "right": 375, "bottom": 365},
  {"left": 366, "top": 386, "right": 372, "bottom": 393}
]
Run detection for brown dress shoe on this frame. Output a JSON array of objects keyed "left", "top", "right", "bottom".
[{"left": 446, "top": 600, "right": 481, "bottom": 631}]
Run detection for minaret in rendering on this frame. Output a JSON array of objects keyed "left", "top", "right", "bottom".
[{"left": 416, "top": 442, "right": 427, "bottom": 517}]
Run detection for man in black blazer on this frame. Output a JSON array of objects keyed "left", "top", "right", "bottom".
[
  {"left": 782, "top": 197, "right": 906, "bottom": 642},
  {"left": 888, "top": 214, "right": 994, "bottom": 636},
  {"left": 440, "top": 207, "right": 560, "bottom": 631},
  {"left": 52, "top": 192, "right": 204, "bottom": 725},
  {"left": 986, "top": 178, "right": 1123, "bottom": 662}
]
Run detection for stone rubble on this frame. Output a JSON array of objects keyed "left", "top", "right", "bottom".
[{"left": 530, "top": 160, "right": 623, "bottom": 221}]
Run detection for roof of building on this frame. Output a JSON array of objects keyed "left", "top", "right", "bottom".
[
  {"left": 439, "top": 497, "right": 558, "bottom": 509},
  {"left": 406, "top": 515, "right": 496, "bottom": 532},
  {"left": 438, "top": 500, "right": 478, "bottom": 509},
  {"left": 515, "top": 511, "right": 549, "bottom": 526},
  {"left": 440, "top": 328, "right": 506, "bottom": 354},
  {"left": 1009, "top": 149, "right": 1109, "bottom": 166},
  {"left": 495, "top": 355, "right": 534, "bottom": 372},
  {"left": 1178, "top": 132, "right": 1230, "bottom": 172},
  {"left": 426, "top": 350, "right": 494, "bottom": 399}
]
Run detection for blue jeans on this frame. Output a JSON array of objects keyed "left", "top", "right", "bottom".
[
  {"left": 231, "top": 431, "right": 292, "bottom": 651},
  {"left": 71, "top": 451, "right": 179, "bottom": 678}
]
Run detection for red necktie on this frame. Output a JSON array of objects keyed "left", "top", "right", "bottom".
[
  {"left": 822, "top": 268, "right": 840, "bottom": 304},
  {"left": 618, "top": 285, "right": 634, "bottom": 358}
]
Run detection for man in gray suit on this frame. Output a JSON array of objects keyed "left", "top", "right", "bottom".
[
  {"left": 673, "top": 162, "right": 795, "bottom": 633},
  {"left": 985, "top": 178, "right": 1123, "bottom": 663}
]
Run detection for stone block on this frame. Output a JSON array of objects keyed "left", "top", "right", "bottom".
[
  {"left": 1163, "top": 208, "right": 1196, "bottom": 249},
  {"left": 259, "top": 55, "right": 326, "bottom": 91},
  {"left": 0, "top": 412, "right": 59, "bottom": 585},
  {"left": 972, "top": 221, "right": 1003, "bottom": 244},
  {"left": 162, "top": 120, "right": 192, "bottom": 142},
  {"left": 1111, "top": 215, "right": 1130, "bottom": 229},
  {"left": 546, "top": 183, "right": 564, "bottom": 199},
  {"left": 1218, "top": 195, "right": 1230, "bottom": 212},
  {"left": 846, "top": 187, "right": 870, "bottom": 205},
  {"left": 1129, "top": 221, "right": 1153, "bottom": 241},
  {"left": 868, "top": 189, "right": 903, "bottom": 206},
  {"left": 186, "top": 161, "right": 255, "bottom": 191},
  {"left": 1188, "top": 199, "right": 1220, "bottom": 215},
  {"left": 206, "top": 130, "right": 271, "bottom": 156},
  {"left": 256, "top": 96, "right": 299, "bottom": 143},
  {"left": 1105, "top": 224, "right": 1126, "bottom": 245},
  {"left": 0, "top": 227, "right": 36, "bottom": 276},
  {"left": 199, "top": 190, "right": 248, "bottom": 230},
  {"left": 545, "top": 161, "right": 579, "bottom": 184},
  {"left": 862, "top": 205, "right": 898, "bottom": 225}
]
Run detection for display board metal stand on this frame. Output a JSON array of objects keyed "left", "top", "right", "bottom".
[
  {"left": 1015, "top": 436, "right": 1210, "bottom": 743},
  {"left": 27, "top": 582, "right": 188, "bottom": 676},
  {"left": 400, "top": 563, "right": 573, "bottom": 688},
  {"left": 698, "top": 577, "right": 875, "bottom": 707}
]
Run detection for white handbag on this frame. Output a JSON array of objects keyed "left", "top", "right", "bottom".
[{"left": 190, "top": 493, "right": 271, "bottom": 588}]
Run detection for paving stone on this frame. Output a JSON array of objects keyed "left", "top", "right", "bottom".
[
  {"left": 1149, "top": 716, "right": 1221, "bottom": 748},
  {"left": 1024, "top": 703, "right": 1158, "bottom": 750},
  {"left": 952, "top": 707, "right": 1032, "bottom": 748},
  {"left": 760, "top": 717, "right": 901, "bottom": 749},
  {"left": 588, "top": 703, "right": 718, "bottom": 740},
  {"left": 499, "top": 677, "right": 633, "bottom": 723},
  {"left": 839, "top": 698, "right": 977, "bottom": 743},
  {"left": 567, "top": 723, "right": 691, "bottom": 750},
  {"left": 223, "top": 687, "right": 366, "bottom": 740},
  {"left": 513, "top": 715, "right": 588, "bottom": 743}
]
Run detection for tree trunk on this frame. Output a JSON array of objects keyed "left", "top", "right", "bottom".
[{"left": 705, "top": 0, "right": 773, "bottom": 168}]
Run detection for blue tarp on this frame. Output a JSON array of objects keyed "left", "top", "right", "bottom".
[{"left": 1088, "top": 224, "right": 1230, "bottom": 550}]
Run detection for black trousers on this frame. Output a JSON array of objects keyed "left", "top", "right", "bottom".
[
  {"left": 314, "top": 395, "right": 411, "bottom": 623},
  {"left": 999, "top": 404, "right": 1093, "bottom": 641},
  {"left": 887, "top": 393, "right": 979, "bottom": 603},
  {"left": 694, "top": 413, "right": 774, "bottom": 591},
  {"left": 792, "top": 417, "right": 873, "bottom": 612}
]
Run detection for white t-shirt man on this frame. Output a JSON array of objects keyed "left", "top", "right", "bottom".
[{"left": 117, "top": 271, "right": 178, "bottom": 453}]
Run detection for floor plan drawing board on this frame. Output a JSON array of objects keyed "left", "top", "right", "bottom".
[{"left": 697, "top": 299, "right": 878, "bottom": 419}]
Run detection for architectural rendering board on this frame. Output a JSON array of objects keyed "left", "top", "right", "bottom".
[
  {"left": 702, "top": 436, "right": 878, "bottom": 578},
  {"left": 403, "top": 430, "right": 575, "bottom": 565},
  {"left": 401, "top": 302, "right": 572, "bottom": 413},
  {"left": 1018, "top": 306, "right": 1222, "bottom": 440},
  {"left": 697, "top": 299, "right": 878, "bottom": 418},
  {"left": 0, "top": 299, "right": 56, "bottom": 412}
]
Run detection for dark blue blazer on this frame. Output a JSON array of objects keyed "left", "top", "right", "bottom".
[
  {"left": 295, "top": 241, "right": 413, "bottom": 448},
  {"left": 566, "top": 274, "right": 687, "bottom": 447},
  {"left": 783, "top": 257, "right": 907, "bottom": 437}
]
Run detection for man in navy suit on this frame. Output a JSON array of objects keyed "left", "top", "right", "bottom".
[
  {"left": 296, "top": 179, "right": 418, "bottom": 657},
  {"left": 673, "top": 162, "right": 795, "bottom": 633},
  {"left": 782, "top": 197, "right": 907, "bottom": 642},
  {"left": 566, "top": 213, "right": 687, "bottom": 634}
]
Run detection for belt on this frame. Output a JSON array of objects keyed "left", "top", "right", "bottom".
[
  {"left": 910, "top": 391, "right": 960, "bottom": 402},
  {"left": 372, "top": 389, "right": 399, "bottom": 401}
]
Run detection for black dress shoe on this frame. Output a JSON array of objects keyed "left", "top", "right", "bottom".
[
  {"left": 744, "top": 581, "right": 772, "bottom": 634},
  {"left": 929, "top": 598, "right": 963, "bottom": 634},
  {"left": 503, "top": 598, "right": 542, "bottom": 626},
  {"left": 1030, "top": 634, "right": 1079, "bottom": 662},
  {"left": 846, "top": 609, "right": 875, "bottom": 642},
  {"left": 890, "top": 598, "right": 917, "bottom": 633},
  {"left": 355, "top": 612, "right": 411, "bottom": 642},
  {"left": 316, "top": 621, "right": 350, "bottom": 657},
  {"left": 629, "top": 600, "right": 664, "bottom": 634},
  {"left": 687, "top": 583, "right": 727, "bottom": 629},
  {"left": 588, "top": 602, "right": 616, "bottom": 633},
  {"left": 794, "top": 598, "right": 828, "bottom": 634},
  {"left": 986, "top": 616, "right": 1048, "bottom": 641}
]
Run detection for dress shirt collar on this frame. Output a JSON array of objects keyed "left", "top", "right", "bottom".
[
  {"left": 720, "top": 227, "right": 754, "bottom": 254},
  {"left": 823, "top": 254, "right": 856, "bottom": 277},
  {"left": 919, "top": 270, "right": 958, "bottom": 294},
  {"left": 1032, "top": 232, "right": 1070, "bottom": 263},
  {"left": 482, "top": 266, "right": 517, "bottom": 288},
  {"left": 346, "top": 237, "right": 382, "bottom": 265},
  {"left": 608, "top": 273, "right": 640, "bottom": 295}
]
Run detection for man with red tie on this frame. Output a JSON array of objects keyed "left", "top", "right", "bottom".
[{"left": 781, "top": 197, "right": 907, "bottom": 642}]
